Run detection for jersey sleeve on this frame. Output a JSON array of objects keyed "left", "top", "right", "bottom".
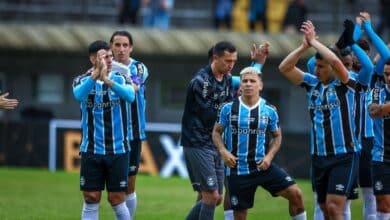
[
  {"left": 72, "top": 74, "right": 95, "bottom": 102},
  {"left": 351, "top": 44, "right": 373, "bottom": 86},
  {"left": 306, "top": 56, "right": 316, "bottom": 75},
  {"left": 216, "top": 103, "right": 231, "bottom": 127},
  {"left": 300, "top": 72, "right": 318, "bottom": 90},
  {"left": 268, "top": 106, "right": 280, "bottom": 132}
]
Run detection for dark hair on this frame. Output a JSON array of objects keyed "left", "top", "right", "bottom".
[
  {"left": 315, "top": 47, "right": 340, "bottom": 60},
  {"left": 213, "top": 41, "right": 236, "bottom": 57},
  {"left": 385, "top": 58, "right": 390, "bottom": 66},
  {"left": 340, "top": 47, "right": 352, "bottom": 57},
  {"left": 88, "top": 40, "right": 109, "bottom": 55},
  {"left": 110, "top": 30, "right": 133, "bottom": 45},
  {"left": 207, "top": 46, "right": 214, "bottom": 60},
  {"left": 357, "top": 38, "right": 370, "bottom": 52}
]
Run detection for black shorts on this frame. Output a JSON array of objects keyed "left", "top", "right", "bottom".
[
  {"left": 372, "top": 161, "right": 390, "bottom": 195},
  {"left": 359, "top": 137, "right": 373, "bottom": 187},
  {"left": 183, "top": 147, "right": 224, "bottom": 195},
  {"left": 312, "top": 152, "right": 359, "bottom": 204},
  {"left": 128, "top": 139, "right": 142, "bottom": 176},
  {"left": 80, "top": 152, "right": 129, "bottom": 192},
  {"left": 227, "top": 163, "right": 296, "bottom": 210},
  {"left": 310, "top": 162, "right": 359, "bottom": 200}
]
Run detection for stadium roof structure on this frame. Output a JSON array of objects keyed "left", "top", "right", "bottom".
[{"left": 0, "top": 23, "right": 339, "bottom": 58}]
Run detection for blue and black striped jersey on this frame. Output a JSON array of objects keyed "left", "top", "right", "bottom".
[
  {"left": 301, "top": 73, "right": 360, "bottom": 156},
  {"left": 127, "top": 59, "right": 149, "bottom": 141},
  {"left": 217, "top": 97, "right": 279, "bottom": 176},
  {"left": 72, "top": 70, "right": 134, "bottom": 155},
  {"left": 368, "top": 86, "right": 390, "bottom": 163},
  {"left": 181, "top": 65, "right": 233, "bottom": 150}
]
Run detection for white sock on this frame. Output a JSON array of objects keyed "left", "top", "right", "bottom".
[
  {"left": 126, "top": 192, "right": 137, "bottom": 218},
  {"left": 343, "top": 200, "right": 351, "bottom": 220},
  {"left": 82, "top": 202, "right": 99, "bottom": 220},
  {"left": 313, "top": 193, "right": 324, "bottom": 220},
  {"left": 224, "top": 209, "right": 234, "bottom": 220},
  {"left": 362, "top": 187, "right": 377, "bottom": 220},
  {"left": 377, "top": 212, "right": 390, "bottom": 220},
  {"left": 292, "top": 211, "right": 307, "bottom": 220},
  {"left": 112, "top": 201, "right": 131, "bottom": 220}
]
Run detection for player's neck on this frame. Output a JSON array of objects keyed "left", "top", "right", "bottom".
[
  {"left": 211, "top": 64, "right": 225, "bottom": 81},
  {"left": 241, "top": 95, "right": 260, "bottom": 107},
  {"left": 119, "top": 58, "right": 131, "bottom": 66}
]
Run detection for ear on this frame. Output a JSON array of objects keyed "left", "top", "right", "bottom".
[
  {"left": 89, "top": 54, "right": 96, "bottom": 65},
  {"left": 129, "top": 45, "right": 134, "bottom": 54},
  {"left": 259, "top": 79, "right": 264, "bottom": 91}
]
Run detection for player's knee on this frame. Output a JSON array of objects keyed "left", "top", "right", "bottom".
[
  {"left": 202, "top": 191, "right": 220, "bottom": 205},
  {"left": 326, "top": 200, "right": 343, "bottom": 216},
  {"left": 107, "top": 192, "right": 126, "bottom": 206},
  {"left": 84, "top": 192, "right": 101, "bottom": 204},
  {"left": 286, "top": 186, "right": 303, "bottom": 204},
  {"left": 216, "top": 194, "right": 223, "bottom": 206},
  {"left": 376, "top": 197, "right": 390, "bottom": 212}
]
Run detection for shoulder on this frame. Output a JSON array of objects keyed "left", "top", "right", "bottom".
[{"left": 73, "top": 70, "right": 92, "bottom": 84}]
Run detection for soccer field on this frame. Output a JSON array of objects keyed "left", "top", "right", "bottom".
[{"left": 0, "top": 167, "right": 363, "bottom": 219}]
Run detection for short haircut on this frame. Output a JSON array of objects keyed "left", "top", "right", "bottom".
[
  {"left": 340, "top": 47, "right": 352, "bottom": 57},
  {"left": 110, "top": 30, "right": 133, "bottom": 45},
  {"left": 239, "top": 66, "right": 262, "bottom": 78},
  {"left": 213, "top": 41, "right": 236, "bottom": 57},
  {"left": 207, "top": 46, "right": 214, "bottom": 60},
  {"left": 88, "top": 40, "right": 109, "bottom": 55},
  {"left": 385, "top": 58, "right": 390, "bottom": 66},
  {"left": 357, "top": 38, "right": 370, "bottom": 52},
  {"left": 315, "top": 47, "right": 340, "bottom": 60}
]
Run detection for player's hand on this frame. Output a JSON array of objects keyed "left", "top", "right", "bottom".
[
  {"left": 359, "top": 12, "right": 371, "bottom": 22},
  {"left": 369, "top": 103, "right": 382, "bottom": 117},
  {"left": 302, "top": 35, "right": 311, "bottom": 50},
  {"left": 301, "top": 20, "right": 317, "bottom": 44},
  {"left": 343, "top": 19, "right": 355, "bottom": 46},
  {"left": 250, "top": 42, "right": 270, "bottom": 64},
  {"left": 220, "top": 149, "right": 238, "bottom": 168},
  {"left": 257, "top": 156, "right": 271, "bottom": 171},
  {"left": 0, "top": 92, "right": 19, "bottom": 110}
]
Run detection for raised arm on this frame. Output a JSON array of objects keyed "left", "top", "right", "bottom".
[
  {"left": 278, "top": 36, "right": 308, "bottom": 85},
  {"left": 351, "top": 43, "right": 373, "bottom": 85},
  {"left": 302, "top": 20, "right": 350, "bottom": 83},
  {"left": 73, "top": 66, "right": 100, "bottom": 102},
  {"left": 361, "top": 12, "right": 390, "bottom": 62}
]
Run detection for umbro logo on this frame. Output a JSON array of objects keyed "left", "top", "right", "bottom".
[{"left": 335, "top": 184, "right": 344, "bottom": 191}]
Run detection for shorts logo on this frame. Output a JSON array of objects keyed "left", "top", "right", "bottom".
[
  {"left": 335, "top": 184, "right": 345, "bottom": 191},
  {"left": 207, "top": 177, "right": 215, "bottom": 187},
  {"left": 375, "top": 181, "right": 383, "bottom": 191},
  {"left": 80, "top": 176, "right": 85, "bottom": 186},
  {"left": 285, "top": 176, "right": 293, "bottom": 182},
  {"left": 120, "top": 181, "right": 127, "bottom": 188},
  {"left": 231, "top": 196, "right": 238, "bottom": 206},
  {"left": 129, "top": 166, "right": 137, "bottom": 172}
]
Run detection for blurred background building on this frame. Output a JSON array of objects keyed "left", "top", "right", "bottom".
[{"left": 0, "top": 0, "right": 385, "bottom": 178}]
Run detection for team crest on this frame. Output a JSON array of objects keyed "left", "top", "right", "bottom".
[
  {"left": 375, "top": 181, "right": 383, "bottom": 191},
  {"left": 206, "top": 177, "right": 215, "bottom": 187},
  {"left": 231, "top": 196, "right": 238, "bottom": 206},
  {"left": 80, "top": 176, "right": 85, "bottom": 186}
]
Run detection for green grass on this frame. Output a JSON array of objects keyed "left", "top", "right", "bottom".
[{"left": 0, "top": 167, "right": 363, "bottom": 219}]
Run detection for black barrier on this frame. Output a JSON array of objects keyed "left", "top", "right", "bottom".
[{"left": 0, "top": 121, "right": 311, "bottom": 178}]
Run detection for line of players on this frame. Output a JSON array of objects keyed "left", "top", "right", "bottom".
[
  {"left": 182, "top": 11, "right": 390, "bottom": 220},
  {"left": 71, "top": 10, "right": 390, "bottom": 220}
]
